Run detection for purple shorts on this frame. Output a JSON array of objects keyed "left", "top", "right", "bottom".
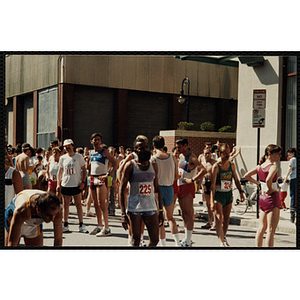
[{"left": 259, "top": 192, "right": 280, "bottom": 213}]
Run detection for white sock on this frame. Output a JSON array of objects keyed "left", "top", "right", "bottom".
[
  {"left": 128, "top": 234, "right": 132, "bottom": 246},
  {"left": 141, "top": 234, "right": 144, "bottom": 241},
  {"left": 185, "top": 230, "right": 193, "bottom": 245},
  {"left": 160, "top": 238, "right": 167, "bottom": 246},
  {"left": 173, "top": 233, "right": 180, "bottom": 246}
]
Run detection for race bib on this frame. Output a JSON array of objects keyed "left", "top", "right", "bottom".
[
  {"left": 139, "top": 183, "right": 152, "bottom": 195},
  {"left": 178, "top": 168, "right": 184, "bottom": 179},
  {"left": 221, "top": 180, "right": 232, "bottom": 191},
  {"left": 94, "top": 176, "right": 106, "bottom": 186}
]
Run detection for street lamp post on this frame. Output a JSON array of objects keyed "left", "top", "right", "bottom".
[{"left": 177, "top": 77, "right": 190, "bottom": 122}]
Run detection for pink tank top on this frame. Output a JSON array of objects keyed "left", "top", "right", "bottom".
[{"left": 257, "top": 164, "right": 278, "bottom": 182}]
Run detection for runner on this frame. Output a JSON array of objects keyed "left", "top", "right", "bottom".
[
  {"left": 15, "top": 143, "right": 32, "bottom": 189},
  {"left": 210, "top": 143, "right": 244, "bottom": 247},
  {"left": 87, "top": 133, "right": 117, "bottom": 237},
  {"left": 176, "top": 137, "right": 207, "bottom": 247},
  {"left": 120, "top": 138, "right": 164, "bottom": 247},
  {"left": 57, "top": 139, "right": 89, "bottom": 233},
  {"left": 46, "top": 147, "right": 61, "bottom": 200},
  {"left": 5, "top": 189, "right": 62, "bottom": 247},
  {"left": 152, "top": 135, "right": 180, "bottom": 246}
]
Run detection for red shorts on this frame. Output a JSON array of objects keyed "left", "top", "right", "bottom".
[
  {"left": 172, "top": 180, "right": 178, "bottom": 195},
  {"left": 48, "top": 179, "right": 57, "bottom": 191},
  {"left": 89, "top": 175, "right": 107, "bottom": 190},
  {"left": 177, "top": 182, "right": 195, "bottom": 199}
]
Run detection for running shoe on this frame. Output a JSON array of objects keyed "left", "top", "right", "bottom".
[
  {"left": 85, "top": 211, "right": 95, "bottom": 217},
  {"left": 224, "top": 236, "right": 230, "bottom": 247},
  {"left": 79, "top": 224, "right": 89, "bottom": 233},
  {"left": 140, "top": 240, "right": 147, "bottom": 247},
  {"left": 180, "top": 240, "right": 192, "bottom": 247},
  {"left": 89, "top": 226, "right": 102, "bottom": 235},
  {"left": 201, "top": 222, "right": 211, "bottom": 229},
  {"left": 96, "top": 228, "right": 111, "bottom": 237},
  {"left": 63, "top": 225, "right": 70, "bottom": 233}
]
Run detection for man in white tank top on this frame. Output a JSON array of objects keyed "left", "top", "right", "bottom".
[
  {"left": 120, "top": 138, "right": 164, "bottom": 247},
  {"left": 152, "top": 135, "right": 180, "bottom": 246}
]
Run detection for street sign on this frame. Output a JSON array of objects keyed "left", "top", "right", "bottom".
[{"left": 253, "top": 89, "right": 266, "bottom": 128}]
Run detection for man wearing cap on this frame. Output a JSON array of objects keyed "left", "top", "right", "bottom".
[
  {"left": 15, "top": 143, "right": 33, "bottom": 189},
  {"left": 57, "top": 139, "right": 89, "bottom": 233}
]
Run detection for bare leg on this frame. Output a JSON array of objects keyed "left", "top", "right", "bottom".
[
  {"left": 143, "top": 213, "right": 159, "bottom": 247},
  {"left": 62, "top": 195, "right": 71, "bottom": 223},
  {"left": 255, "top": 210, "right": 268, "bottom": 247},
  {"left": 73, "top": 193, "right": 84, "bottom": 223},
  {"left": 265, "top": 207, "right": 280, "bottom": 247}
]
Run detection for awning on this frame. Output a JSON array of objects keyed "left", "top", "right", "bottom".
[{"left": 174, "top": 55, "right": 265, "bottom": 67}]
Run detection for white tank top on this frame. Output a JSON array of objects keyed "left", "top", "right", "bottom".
[
  {"left": 5, "top": 167, "right": 15, "bottom": 209},
  {"left": 152, "top": 154, "right": 175, "bottom": 186},
  {"left": 127, "top": 160, "right": 157, "bottom": 212},
  {"left": 49, "top": 160, "right": 60, "bottom": 181}
]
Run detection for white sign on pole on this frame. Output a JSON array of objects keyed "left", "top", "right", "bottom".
[{"left": 253, "top": 90, "right": 266, "bottom": 128}]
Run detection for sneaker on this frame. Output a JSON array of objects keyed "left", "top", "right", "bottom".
[
  {"left": 63, "top": 225, "right": 70, "bottom": 233},
  {"left": 79, "top": 225, "right": 89, "bottom": 233},
  {"left": 201, "top": 222, "right": 211, "bottom": 229},
  {"left": 89, "top": 226, "right": 102, "bottom": 235},
  {"left": 85, "top": 211, "right": 95, "bottom": 217},
  {"left": 224, "top": 236, "right": 230, "bottom": 247},
  {"left": 180, "top": 240, "right": 192, "bottom": 247},
  {"left": 140, "top": 240, "right": 147, "bottom": 247},
  {"left": 96, "top": 228, "right": 111, "bottom": 237}
]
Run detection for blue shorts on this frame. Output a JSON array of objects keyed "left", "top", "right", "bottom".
[
  {"left": 160, "top": 185, "right": 174, "bottom": 207},
  {"left": 128, "top": 210, "right": 157, "bottom": 216}
]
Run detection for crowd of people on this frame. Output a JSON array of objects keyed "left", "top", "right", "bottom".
[{"left": 4, "top": 135, "right": 297, "bottom": 248}]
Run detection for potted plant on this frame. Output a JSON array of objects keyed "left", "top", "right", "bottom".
[{"left": 200, "top": 121, "right": 215, "bottom": 131}]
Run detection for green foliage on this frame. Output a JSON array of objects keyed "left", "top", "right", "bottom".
[
  {"left": 177, "top": 122, "right": 194, "bottom": 131},
  {"left": 218, "top": 125, "right": 232, "bottom": 132},
  {"left": 200, "top": 122, "right": 215, "bottom": 131}
]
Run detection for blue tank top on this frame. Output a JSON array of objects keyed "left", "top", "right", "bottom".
[
  {"left": 90, "top": 149, "right": 108, "bottom": 175},
  {"left": 178, "top": 152, "right": 193, "bottom": 172}
]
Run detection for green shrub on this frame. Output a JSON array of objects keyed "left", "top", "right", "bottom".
[
  {"left": 200, "top": 122, "right": 215, "bottom": 131},
  {"left": 218, "top": 125, "right": 232, "bottom": 132},
  {"left": 177, "top": 122, "right": 194, "bottom": 130}
]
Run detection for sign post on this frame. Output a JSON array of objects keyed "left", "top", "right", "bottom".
[{"left": 253, "top": 89, "right": 266, "bottom": 219}]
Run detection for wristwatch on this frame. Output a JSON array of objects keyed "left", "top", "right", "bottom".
[{"left": 191, "top": 178, "right": 195, "bottom": 183}]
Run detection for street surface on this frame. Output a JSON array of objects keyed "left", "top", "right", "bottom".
[{"left": 21, "top": 196, "right": 296, "bottom": 248}]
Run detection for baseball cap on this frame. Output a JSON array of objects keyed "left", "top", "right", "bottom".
[{"left": 63, "top": 139, "right": 74, "bottom": 146}]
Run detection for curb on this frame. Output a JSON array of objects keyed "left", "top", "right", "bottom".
[{"left": 194, "top": 211, "right": 296, "bottom": 235}]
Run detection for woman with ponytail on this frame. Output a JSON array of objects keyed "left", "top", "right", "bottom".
[{"left": 244, "top": 144, "right": 282, "bottom": 247}]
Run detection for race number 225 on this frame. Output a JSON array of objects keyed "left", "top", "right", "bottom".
[{"left": 139, "top": 183, "right": 151, "bottom": 195}]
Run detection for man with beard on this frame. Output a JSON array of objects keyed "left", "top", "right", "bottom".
[
  {"left": 120, "top": 138, "right": 164, "bottom": 247},
  {"left": 57, "top": 139, "right": 88, "bottom": 233},
  {"left": 5, "top": 190, "right": 62, "bottom": 246}
]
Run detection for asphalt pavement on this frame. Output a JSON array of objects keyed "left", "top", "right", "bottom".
[{"left": 37, "top": 192, "right": 297, "bottom": 248}]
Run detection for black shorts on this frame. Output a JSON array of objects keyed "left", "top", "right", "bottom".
[
  {"left": 203, "top": 181, "right": 211, "bottom": 195},
  {"left": 61, "top": 186, "right": 82, "bottom": 196}
]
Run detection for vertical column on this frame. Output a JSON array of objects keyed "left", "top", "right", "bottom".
[
  {"left": 116, "top": 89, "right": 128, "bottom": 147},
  {"left": 57, "top": 83, "right": 74, "bottom": 143},
  {"left": 13, "top": 96, "right": 23, "bottom": 146},
  {"left": 172, "top": 94, "right": 182, "bottom": 129},
  {"left": 33, "top": 91, "right": 38, "bottom": 148}
]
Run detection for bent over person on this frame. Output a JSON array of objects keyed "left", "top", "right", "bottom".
[
  {"left": 5, "top": 190, "right": 62, "bottom": 247},
  {"left": 120, "top": 138, "right": 164, "bottom": 247}
]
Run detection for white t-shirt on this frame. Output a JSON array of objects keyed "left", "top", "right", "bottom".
[{"left": 58, "top": 153, "right": 85, "bottom": 187}]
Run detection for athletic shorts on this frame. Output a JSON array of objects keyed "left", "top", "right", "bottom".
[
  {"left": 178, "top": 182, "right": 195, "bottom": 199},
  {"left": 89, "top": 175, "right": 107, "bottom": 190},
  {"left": 61, "top": 186, "right": 81, "bottom": 196},
  {"left": 160, "top": 185, "right": 174, "bottom": 207},
  {"left": 259, "top": 192, "right": 280, "bottom": 213},
  {"left": 203, "top": 181, "right": 211, "bottom": 195},
  {"left": 128, "top": 210, "right": 157, "bottom": 216},
  {"left": 21, "top": 173, "right": 31, "bottom": 187},
  {"left": 214, "top": 191, "right": 233, "bottom": 207},
  {"left": 172, "top": 180, "right": 178, "bottom": 195},
  {"left": 48, "top": 179, "right": 57, "bottom": 191},
  {"left": 5, "top": 199, "right": 43, "bottom": 239}
]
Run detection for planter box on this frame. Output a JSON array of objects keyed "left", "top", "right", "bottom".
[{"left": 160, "top": 130, "right": 236, "bottom": 157}]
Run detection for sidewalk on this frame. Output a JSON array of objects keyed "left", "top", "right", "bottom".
[{"left": 187, "top": 192, "right": 296, "bottom": 235}]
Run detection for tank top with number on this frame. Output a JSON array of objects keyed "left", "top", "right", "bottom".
[
  {"left": 127, "top": 160, "right": 157, "bottom": 212},
  {"left": 49, "top": 160, "right": 60, "bottom": 182},
  {"left": 215, "top": 161, "right": 233, "bottom": 192},
  {"left": 90, "top": 149, "right": 109, "bottom": 176}
]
